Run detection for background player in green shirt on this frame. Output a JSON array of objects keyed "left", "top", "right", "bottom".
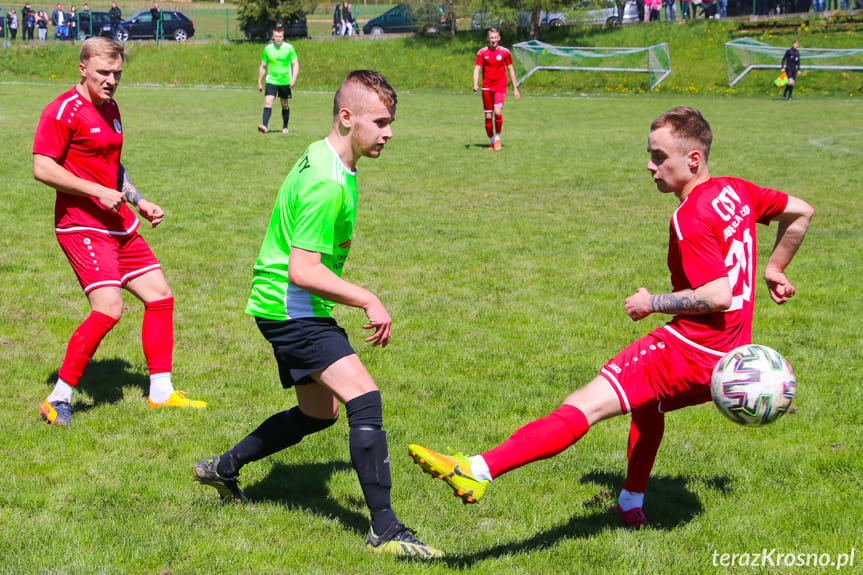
[
  {"left": 194, "top": 70, "right": 443, "bottom": 558},
  {"left": 257, "top": 24, "right": 299, "bottom": 134}
]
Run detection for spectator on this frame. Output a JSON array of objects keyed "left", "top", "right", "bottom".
[
  {"left": 51, "top": 3, "right": 66, "bottom": 40},
  {"left": 679, "top": 0, "right": 691, "bottom": 18},
  {"left": 150, "top": 2, "right": 161, "bottom": 40},
  {"left": 6, "top": 9, "right": 18, "bottom": 40},
  {"left": 109, "top": 1, "right": 121, "bottom": 37},
  {"left": 79, "top": 2, "right": 90, "bottom": 37},
  {"left": 37, "top": 10, "right": 49, "bottom": 41},
  {"left": 717, "top": 0, "right": 728, "bottom": 17},
  {"left": 23, "top": 2, "right": 35, "bottom": 40},
  {"left": 663, "top": 0, "right": 676, "bottom": 21},
  {"left": 332, "top": 1, "right": 342, "bottom": 36},
  {"left": 648, "top": 0, "right": 662, "bottom": 20},
  {"left": 342, "top": 2, "right": 355, "bottom": 36},
  {"left": 68, "top": 5, "right": 77, "bottom": 39}
]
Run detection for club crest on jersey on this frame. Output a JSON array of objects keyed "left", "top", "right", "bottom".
[{"left": 113, "top": 119, "right": 122, "bottom": 133}]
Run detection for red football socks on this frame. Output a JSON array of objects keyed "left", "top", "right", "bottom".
[
  {"left": 622, "top": 407, "right": 665, "bottom": 493},
  {"left": 57, "top": 311, "right": 118, "bottom": 385},
  {"left": 494, "top": 114, "right": 502, "bottom": 135},
  {"left": 481, "top": 404, "right": 589, "bottom": 479},
  {"left": 485, "top": 118, "right": 493, "bottom": 138},
  {"left": 142, "top": 297, "right": 174, "bottom": 375}
]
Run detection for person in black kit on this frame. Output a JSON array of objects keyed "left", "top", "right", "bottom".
[
  {"left": 781, "top": 40, "right": 801, "bottom": 101},
  {"left": 109, "top": 1, "right": 121, "bottom": 37}
]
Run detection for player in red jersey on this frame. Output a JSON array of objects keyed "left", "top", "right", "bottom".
[
  {"left": 32, "top": 37, "right": 206, "bottom": 426},
  {"left": 408, "top": 107, "right": 813, "bottom": 527},
  {"left": 473, "top": 28, "right": 520, "bottom": 150}
]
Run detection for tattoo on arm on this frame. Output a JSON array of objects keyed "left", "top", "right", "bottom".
[
  {"left": 649, "top": 291, "right": 713, "bottom": 315},
  {"left": 120, "top": 165, "right": 144, "bottom": 206}
]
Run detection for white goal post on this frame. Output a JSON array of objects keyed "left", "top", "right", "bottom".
[
  {"left": 512, "top": 40, "right": 672, "bottom": 90},
  {"left": 725, "top": 37, "right": 863, "bottom": 87}
]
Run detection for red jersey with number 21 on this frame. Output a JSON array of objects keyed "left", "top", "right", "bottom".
[
  {"left": 652, "top": 177, "right": 788, "bottom": 354},
  {"left": 33, "top": 87, "right": 139, "bottom": 235},
  {"left": 475, "top": 46, "right": 512, "bottom": 92}
]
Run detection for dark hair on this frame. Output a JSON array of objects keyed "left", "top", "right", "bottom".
[
  {"left": 273, "top": 23, "right": 284, "bottom": 32},
  {"left": 651, "top": 106, "right": 712, "bottom": 160},
  {"left": 333, "top": 70, "right": 397, "bottom": 118}
]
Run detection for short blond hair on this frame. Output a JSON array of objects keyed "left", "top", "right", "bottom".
[{"left": 80, "top": 37, "right": 125, "bottom": 64}]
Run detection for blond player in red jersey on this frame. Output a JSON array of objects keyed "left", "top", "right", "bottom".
[
  {"left": 409, "top": 107, "right": 813, "bottom": 529},
  {"left": 474, "top": 28, "right": 520, "bottom": 150},
  {"left": 32, "top": 37, "right": 206, "bottom": 426}
]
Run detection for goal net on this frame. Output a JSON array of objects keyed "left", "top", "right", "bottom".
[
  {"left": 511, "top": 40, "right": 672, "bottom": 90},
  {"left": 725, "top": 37, "right": 863, "bottom": 87}
]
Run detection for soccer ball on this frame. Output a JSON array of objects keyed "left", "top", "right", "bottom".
[{"left": 710, "top": 344, "right": 796, "bottom": 427}]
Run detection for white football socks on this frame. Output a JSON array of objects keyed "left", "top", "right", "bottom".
[
  {"left": 148, "top": 372, "right": 175, "bottom": 404},
  {"left": 618, "top": 488, "right": 645, "bottom": 511},
  {"left": 468, "top": 455, "right": 493, "bottom": 483},
  {"left": 46, "top": 378, "right": 74, "bottom": 404}
]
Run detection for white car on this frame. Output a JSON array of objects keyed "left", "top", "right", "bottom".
[
  {"left": 471, "top": 10, "right": 566, "bottom": 30},
  {"left": 573, "top": 0, "right": 640, "bottom": 25}
]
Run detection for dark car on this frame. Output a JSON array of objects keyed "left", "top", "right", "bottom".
[
  {"left": 362, "top": 3, "right": 454, "bottom": 35},
  {"left": 74, "top": 10, "right": 111, "bottom": 39},
  {"left": 242, "top": 12, "right": 308, "bottom": 41},
  {"left": 112, "top": 10, "right": 195, "bottom": 42}
]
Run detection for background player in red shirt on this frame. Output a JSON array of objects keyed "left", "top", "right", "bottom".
[
  {"left": 409, "top": 107, "right": 813, "bottom": 528},
  {"left": 473, "top": 28, "right": 520, "bottom": 151},
  {"left": 32, "top": 37, "right": 206, "bottom": 426}
]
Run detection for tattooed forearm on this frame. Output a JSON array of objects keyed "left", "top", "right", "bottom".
[
  {"left": 120, "top": 166, "right": 144, "bottom": 206},
  {"left": 649, "top": 291, "right": 713, "bottom": 315}
]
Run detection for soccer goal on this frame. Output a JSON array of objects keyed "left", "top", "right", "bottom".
[
  {"left": 725, "top": 37, "right": 863, "bottom": 87},
  {"left": 511, "top": 40, "right": 672, "bottom": 90}
]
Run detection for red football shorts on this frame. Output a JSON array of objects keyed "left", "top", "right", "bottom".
[
  {"left": 56, "top": 230, "right": 161, "bottom": 294},
  {"left": 598, "top": 329, "right": 724, "bottom": 414},
  {"left": 482, "top": 89, "right": 506, "bottom": 113}
]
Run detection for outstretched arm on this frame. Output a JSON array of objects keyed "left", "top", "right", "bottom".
[
  {"left": 764, "top": 195, "right": 813, "bottom": 304},
  {"left": 624, "top": 277, "right": 732, "bottom": 321}
]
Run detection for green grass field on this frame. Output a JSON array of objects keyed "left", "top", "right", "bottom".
[{"left": 1, "top": 76, "right": 861, "bottom": 574}]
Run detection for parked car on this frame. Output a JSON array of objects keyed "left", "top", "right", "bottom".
[
  {"left": 112, "top": 10, "right": 195, "bottom": 41},
  {"left": 471, "top": 10, "right": 566, "bottom": 30},
  {"left": 242, "top": 12, "right": 308, "bottom": 40},
  {"left": 572, "top": 0, "right": 639, "bottom": 25},
  {"left": 362, "top": 3, "right": 454, "bottom": 35},
  {"left": 74, "top": 10, "right": 111, "bottom": 39}
]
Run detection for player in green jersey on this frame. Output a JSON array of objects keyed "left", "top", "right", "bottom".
[
  {"left": 194, "top": 70, "right": 443, "bottom": 558},
  {"left": 257, "top": 24, "right": 299, "bottom": 134}
]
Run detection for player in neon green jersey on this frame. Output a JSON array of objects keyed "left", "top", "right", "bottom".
[
  {"left": 195, "top": 70, "right": 443, "bottom": 558},
  {"left": 257, "top": 24, "right": 299, "bottom": 134}
]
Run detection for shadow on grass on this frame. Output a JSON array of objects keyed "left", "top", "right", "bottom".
[
  {"left": 245, "top": 460, "right": 370, "bottom": 534},
  {"left": 45, "top": 357, "right": 149, "bottom": 412},
  {"left": 437, "top": 471, "right": 733, "bottom": 568}
]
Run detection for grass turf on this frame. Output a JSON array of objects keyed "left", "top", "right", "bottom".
[{"left": 1, "top": 81, "right": 861, "bottom": 573}]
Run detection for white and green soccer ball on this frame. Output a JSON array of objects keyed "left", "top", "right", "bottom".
[{"left": 710, "top": 344, "right": 796, "bottom": 427}]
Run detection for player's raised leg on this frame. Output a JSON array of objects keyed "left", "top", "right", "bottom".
[{"left": 410, "top": 376, "right": 619, "bottom": 503}]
